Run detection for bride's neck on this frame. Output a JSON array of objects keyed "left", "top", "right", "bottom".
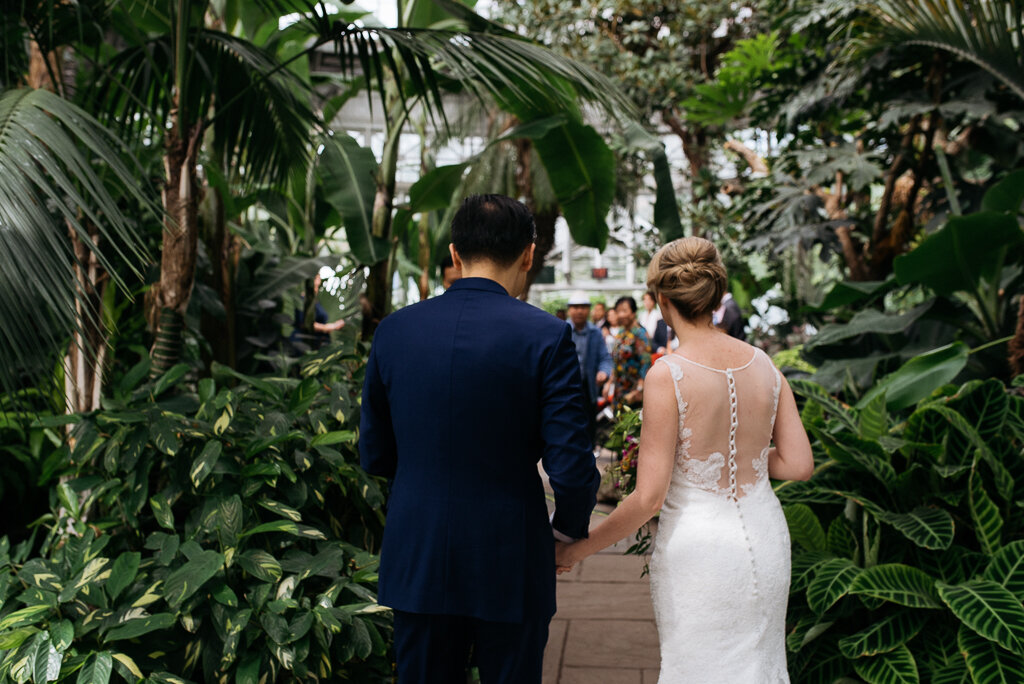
[{"left": 664, "top": 310, "right": 718, "bottom": 345}]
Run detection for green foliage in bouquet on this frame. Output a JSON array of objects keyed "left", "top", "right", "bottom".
[
  {"left": 781, "top": 377, "right": 1024, "bottom": 683},
  {"left": 603, "top": 409, "right": 651, "bottom": 557},
  {"left": 0, "top": 342, "right": 391, "bottom": 683}
]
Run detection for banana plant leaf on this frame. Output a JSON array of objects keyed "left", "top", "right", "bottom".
[
  {"left": 856, "top": 342, "right": 970, "bottom": 411},
  {"left": 319, "top": 135, "right": 388, "bottom": 266},
  {"left": 893, "top": 212, "right": 1024, "bottom": 298}
]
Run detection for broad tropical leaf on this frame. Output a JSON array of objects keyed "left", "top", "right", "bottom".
[
  {"left": 807, "top": 558, "right": 861, "bottom": 614},
  {"left": 319, "top": 135, "right": 386, "bottom": 266},
  {"left": 883, "top": 507, "right": 955, "bottom": 550},
  {"left": 839, "top": 611, "right": 928, "bottom": 658},
  {"left": 0, "top": 88, "right": 151, "bottom": 397},
  {"left": 785, "top": 504, "right": 828, "bottom": 552},
  {"left": 852, "top": 644, "right": 920, "bottom": 684},
  {"left": 938, "top": 580, "right": 1024, "bottom": 656},
  {"left": 984, "top": 540, "right": 1024, "bottom": 599},
  {"left": 524, "top": 120, "right": 616, "bottom": 249},
  {"left": 969, "top": 469, "right": 1004, "bottom": 556},
  {"left": 894, "top": 212, "right": 1023, "bottom": 298},
  {"left": 104, "top": 613, "right": 176, "bottom": 641},
  {"left": 849, "top": 564, "right": 943, "bottom": 609},
  {"left": 805, "top": 302, "right": 931, "bottom": 352},
  {"left": 959, "top": 625, "right": 1024, "bottom": 684},
  {"left": 859, "top": 393, "right": 889, "bottom": 441},
  {"left": 856, "top": 343, "right": 971, "bottom": 411},
  {"left": 790, "top": 379, "right": 858, "bottom": 432},
  {"left": 76, "top": 652, "right": 113, "bottom": 684}
]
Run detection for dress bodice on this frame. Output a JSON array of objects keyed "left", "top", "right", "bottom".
[{"left": 657, "top": 349, "right": 781, "bottom": 500}]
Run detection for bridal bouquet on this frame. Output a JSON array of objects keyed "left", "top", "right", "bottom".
[
  {"left": 605, "top": 408, "right": 642, "bottom": 496},
  {"left": 602, "top": 409, "right": 653, "bottom": 560}
]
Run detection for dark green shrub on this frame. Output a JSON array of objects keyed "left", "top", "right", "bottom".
[
  {"left": 0, "top": 342, "right": 390, "bottom": 683},
  {"left": 782, "top": 378, "right": 1024, "bottom": 683}
]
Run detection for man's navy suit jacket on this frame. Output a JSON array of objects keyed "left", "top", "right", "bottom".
[{"left": 359, "top": 277, "right": 600, "bottom": 623}]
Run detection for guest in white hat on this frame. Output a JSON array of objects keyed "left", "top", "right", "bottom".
[{"left": 565, "top": 291, "right": 612, "bottom": 445}]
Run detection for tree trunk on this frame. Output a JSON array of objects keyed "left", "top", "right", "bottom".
[
  {"left": 663, "top": 109, "right": 710, "bottom": 192},
  {"left": 150, "top": 118, "right": 202, "bottom": 376},
  {"left": 1009, "top": 295, "right": 1024, "bottom": 376},
  {"left": 64, "top": 221, "right": 108, "bottom": 414}
]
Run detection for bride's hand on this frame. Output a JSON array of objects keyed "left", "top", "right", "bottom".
[{"left": 554, "top": 540, "right": 578, "bottom": 572}]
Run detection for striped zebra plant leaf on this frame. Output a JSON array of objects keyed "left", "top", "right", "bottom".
[
  {"left": 929, "top": 658, "right": 970, "bottom": 684},
  {"left": 938, "top": 580, "right": 1024, "bottom": 656},
  {"left": 882, "top": 507, "right": 955, "bottom": 550},
  {"left": 839, "top": 610, "right": 927, "bottom": 658},
  {"left": 807, "top": 558, "right": 862, "bottom": 615},
  {"left": 785, "top": 503, "right": 828, "bottom": 552},
  {"left": 969, "top": 468, "right": 1004, "bottom": 556},
  {"left": 959, "top": 625, "right": 1024, "bottom": 684},
  {"left": 849, "top": 564, "right": 943, "bottom": 609},
  {"left": 791, "top": 551, "right": 834, "bottom": 594},
  {"left": 984, "top": 540, "right": 1024, "bottom": 599},
  {"left": 852, "top": 644, "right": 920, "bottom": 684},
  {"left": 858, "top": 392, "right": 889, "bottom": 441}
]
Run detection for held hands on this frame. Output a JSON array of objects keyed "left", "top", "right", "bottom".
[{"left": 555, "top": 540, "right": 579, "bottom": 575}]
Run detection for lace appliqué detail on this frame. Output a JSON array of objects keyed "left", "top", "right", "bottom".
[
  {"left": 742, "top": 448, "right": 771, "bottom": 496},
  {"left": 682, "top": 451, "right": 728, "bottom": 494}
]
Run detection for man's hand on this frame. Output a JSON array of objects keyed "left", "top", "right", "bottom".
[{"left": 596, "top": 371, "right": 608, "bottom": 384}]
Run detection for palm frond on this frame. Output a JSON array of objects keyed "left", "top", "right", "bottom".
[
  {"left": 92, "top": 28, "right": 316, "bottom": 191},
  {"left": 0, "top": 88, "right": 152, "bottom": 397},
  {"left": 350, "top": 27, "right": 634, "bottom": 120},
  {"left": 866, "top": 0, "right": 1024, "bottom": 102}
]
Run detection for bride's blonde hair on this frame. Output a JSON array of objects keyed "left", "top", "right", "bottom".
[{"left": 645, "top": 237, "right": 727, "bottom": 320}]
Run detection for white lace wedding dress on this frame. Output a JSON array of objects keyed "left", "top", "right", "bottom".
[{"left": 649, "top": 349, "right": 791, "bottom": 683}]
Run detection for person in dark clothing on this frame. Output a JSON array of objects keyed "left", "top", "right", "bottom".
[
  {"left": 291, "top": 274, "right": 344, "bottom": 351},
  {"left": 714, "top": 292, "right": 746, "bottom": 340}
]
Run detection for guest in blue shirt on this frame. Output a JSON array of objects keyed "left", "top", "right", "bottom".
[{"left": 566, "top": 290, "right": 613, "bottom": 445}]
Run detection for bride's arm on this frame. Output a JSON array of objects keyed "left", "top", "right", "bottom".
[
  {"left": 556, "top": 362, "right": 678, "bottom": 567},
  {"left": 766, "top": 377, "right": 813, "bottom": 481}
]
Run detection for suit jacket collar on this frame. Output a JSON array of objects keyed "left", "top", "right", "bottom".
[{"left": 447, "top": 277, "right": 509, "bottom": 297}]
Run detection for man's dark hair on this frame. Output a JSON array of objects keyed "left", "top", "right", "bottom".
[
  {"left": 614, "top": 295, "right": 637, "bottom": 313},
  {"left": 451, "top": 194, "right": 536, "bottom": 267}
]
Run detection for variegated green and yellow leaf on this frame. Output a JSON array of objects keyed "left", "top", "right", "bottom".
[
  {"left": 849, "top": 564, "right": 942, "bottom": 609},
  {"left": 807, "top": 558, "right": 861, "bottom": 615},
  {"left": 852, "top": 644, "right": 919, "bottom": 684},
  {"left": 959, "top": 625, "right": 1024, "bottom": 684},
  {"left": 984, "top": 540, "right": 1024, "bottom": 599},
  {"left": 883, "top": 507, "right": 955, "bottom": 550},
  {"left": 938, "top": 580, "right": 1024, "bottom": 656},
  {"left": 839, "top": 610, "right": 927, "bottom": 658}
]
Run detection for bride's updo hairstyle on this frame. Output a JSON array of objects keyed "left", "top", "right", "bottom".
[{"left": 645, "top": 236, "right": 727, "bottom": 321}]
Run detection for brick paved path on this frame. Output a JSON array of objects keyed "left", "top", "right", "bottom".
[{"left": 541, "top": 453, "right": 661, "bottom": 683}]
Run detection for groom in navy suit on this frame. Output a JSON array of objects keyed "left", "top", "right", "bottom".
[{"left": 359, "top": 194, "right": 600, "bottom": 683}]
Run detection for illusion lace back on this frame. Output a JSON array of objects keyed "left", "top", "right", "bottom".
[{"left": 649, "top": 349, "right": 791, "bottom": 683}]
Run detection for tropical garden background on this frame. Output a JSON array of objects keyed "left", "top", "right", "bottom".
[{"left": 0, "top": 0, "right": 1022, "bottom": 681}]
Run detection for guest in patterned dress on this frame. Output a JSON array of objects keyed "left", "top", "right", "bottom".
[{"left": 610, "top": 295, "right": 652, "bottom": 412}]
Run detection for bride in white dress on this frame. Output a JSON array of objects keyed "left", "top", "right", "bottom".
[{"left": 556, "top": 237, "right": 814, "bottom": 683}]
